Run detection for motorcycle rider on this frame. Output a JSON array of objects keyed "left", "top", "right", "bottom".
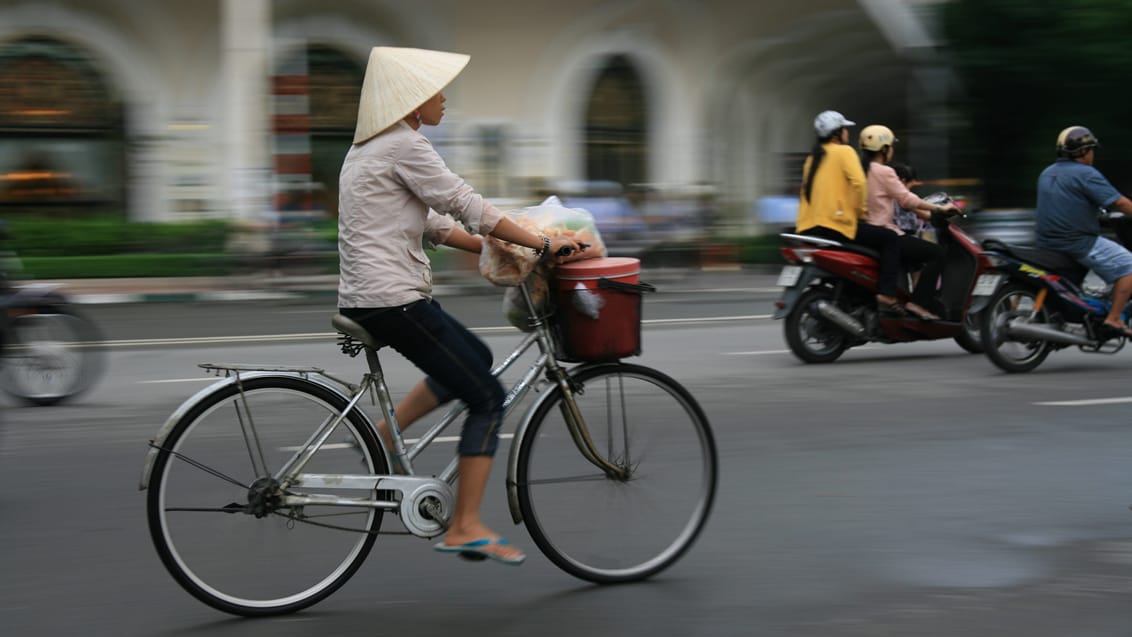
[
  {"left": 1035, "top": 126, "right": 1132, "bottom": 338},
  {"left": 858, "top": 125, "right": 958, "bottom": 320},
  {"left": 795, "top": 111, "right": 905, "bottom": 313}
]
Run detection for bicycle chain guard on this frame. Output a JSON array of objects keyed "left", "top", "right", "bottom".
[{"left": 399, "top": 480, "right": 454, "bottom": 538}]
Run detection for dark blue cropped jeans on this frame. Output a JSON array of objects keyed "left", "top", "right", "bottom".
[{"left": 341, "top": 299, "right": 504, "bottom": 457}]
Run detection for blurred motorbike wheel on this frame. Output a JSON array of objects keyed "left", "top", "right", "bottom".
[
  {"left": 1, "top": 308, "right": 105, "bottom": 406},
  {"left": 784, "top": 286, "right": 852, "bottom": 364}
]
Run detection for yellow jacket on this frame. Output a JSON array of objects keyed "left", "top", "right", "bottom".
[{"left": 795, "top": 143, "right": 867, "bottom": 239}]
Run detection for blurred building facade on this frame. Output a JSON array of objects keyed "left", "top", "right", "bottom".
[{"left": 0, "top": 0, "right": 947, "bottom": 234}]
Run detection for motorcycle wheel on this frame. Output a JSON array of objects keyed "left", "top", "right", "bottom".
[
  {"left": 1, "top": 308, "right": 105, "bottom": 406},
  {"left": 979, "top": 282, "right": 1053, "bottom": 373},
  {"left": 953, "top": 311, "right": 984, "bottom": 354},
  {"left": 784, "top": 286, "right": 852, "bottom": 364}
]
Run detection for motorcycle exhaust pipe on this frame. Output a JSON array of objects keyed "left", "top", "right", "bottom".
[
  {"left": 814, "top": 300, "right": 866, "bottom": 338},
  {"left": 1005, "top": 321, "right": 1091, "bottom": 346}
]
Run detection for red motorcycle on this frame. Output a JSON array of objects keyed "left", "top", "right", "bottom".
[{"left": 773, "top": 193, "right": 997, "bottom": 363}]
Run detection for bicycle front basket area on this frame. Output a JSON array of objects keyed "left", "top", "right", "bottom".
[{"left": 553, "top": 257, "right": 654, "bottom": 362}]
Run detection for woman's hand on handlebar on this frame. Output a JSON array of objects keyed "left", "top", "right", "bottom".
[
  {"left": 548, "top": 237, "right": 586, "bottom": 261},
  {"left": 934, "top": 204, "right": 962, "bottom": 219}
]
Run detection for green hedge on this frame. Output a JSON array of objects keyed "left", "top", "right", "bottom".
[
  {"left": 18, "top": 254, "right": 234, "bottom": 278},
  {"left": 6, "top": 217, "right": 232, "bottom": 257},
  {"left": 4, "top": 213, "right": 792, "bottom": 278}
]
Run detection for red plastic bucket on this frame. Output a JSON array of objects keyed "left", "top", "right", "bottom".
[{"left": 554, "top": 257, "right": 652, "bottom": 361}]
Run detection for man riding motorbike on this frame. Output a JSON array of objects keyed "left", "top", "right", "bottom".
[{"left": 1035, "top": 125, "right": 1132, "bottom": 339}]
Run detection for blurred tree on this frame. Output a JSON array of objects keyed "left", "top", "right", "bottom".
[{"left": 941, "top": 0, "right": 1132, "bottom": 206}]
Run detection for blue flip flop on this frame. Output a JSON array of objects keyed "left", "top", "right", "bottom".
[{"left": 433, "top": 537, "right": 526, "bottom": 565}]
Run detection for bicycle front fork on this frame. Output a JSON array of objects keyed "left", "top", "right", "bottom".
[{"left": 550, "top": 367, "right": 631, "bottom": 481}]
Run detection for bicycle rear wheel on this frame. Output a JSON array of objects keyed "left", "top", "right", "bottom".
[
  {"left": 146, "top": 375, "right": 387, "bottom": 616},
  {"left": 516, "top": 362, "right": 717, "bottom": 583}
]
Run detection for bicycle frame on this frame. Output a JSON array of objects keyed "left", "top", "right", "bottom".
[{"left": 139, "top": 281, "right": 623, "bottom": 529}]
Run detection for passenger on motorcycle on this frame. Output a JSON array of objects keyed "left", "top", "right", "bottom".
[
  {"left": 1036, "top": 125, "right": 1132, "bottom": 339},
  {"left": 892, "top": 163, "right": 926, "bottom": 236},
  {"left": 795, "top": 111, "right": 905, "bottom": 314},
  {"left": 858, "top": 125, "right": 958, "bottom": 320}
]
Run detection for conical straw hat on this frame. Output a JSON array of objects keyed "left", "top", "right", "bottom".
[{"left": 352, "top": 46, "right": 470, "bottom": 144}]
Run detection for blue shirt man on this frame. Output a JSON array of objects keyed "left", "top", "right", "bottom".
[
  {"left": 1034, "top": 126, "right": 1132, "bottom": 338},
  {"left": 1035, "top": 158, "right": 1121, "bottom": 259}
]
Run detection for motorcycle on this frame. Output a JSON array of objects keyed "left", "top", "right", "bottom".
[
  {"left": 773, "top": 193, "right": 993, "bottom": 363},
  {"left": 0, "top": 221, "right": 105, "bottom": 406},
  {"left": 975, "top": 212, "right": 1132, "bottom": 373}
]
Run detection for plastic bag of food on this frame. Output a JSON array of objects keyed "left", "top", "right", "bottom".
[
  {"left": 479, "top": 196, "right": 607, "bottom": 286},
  {"left": 502, "top": 263, "right": 553, "bottom": 331}
]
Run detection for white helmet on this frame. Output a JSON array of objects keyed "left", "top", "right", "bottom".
[
  {"left": 813, "top": 110, "right": 855, "bottom": 138},
  {"left": 858, "top": 124, "right": 897, "bottom": 152}
]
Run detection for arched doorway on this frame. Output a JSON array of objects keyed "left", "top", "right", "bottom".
[
  {"left": 583, "top": 55, "right": 648, "bottom": 189},
  {"left": 306, "top": 44, "right": 363, "bottom": 219},
  {"left": 0, "top": 36, "right": 125, "bottom": 215},
  {"left": 273, "top": 43, "right": 363, "bottom": 221}
]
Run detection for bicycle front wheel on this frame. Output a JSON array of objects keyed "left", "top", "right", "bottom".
[
  {"left": 516, "top": 363, "right": 717, "bottom": 583},
  {"left": 146, "top": 375, "right": 387, "bottom": 616}
]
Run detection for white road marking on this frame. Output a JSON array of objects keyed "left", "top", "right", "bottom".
[
  {"left": 280, "top": 433, "right": 515, "bottom": 451},
  {"left": 1033, "top": 397, "right": 1132, "bottom": 407},
  {"left": 644, "top": 315, "right": 771, "bottom": 325},
  {"left": 103, "top": 332, "right": 336, "bottom": 347},
  {"left": 107, "top": 315, "right": 774, "bottom": 349},
  {"left": 725, "top": 349, "right": 791, "bottom": 356}
]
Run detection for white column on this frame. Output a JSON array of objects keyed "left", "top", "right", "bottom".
[{"left": 220, "top": 0, "right": 272, "bottom": 223}]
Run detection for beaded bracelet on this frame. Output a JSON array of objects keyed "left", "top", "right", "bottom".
[{"left": 533, "top": 235, "right": 550, "bottom": 257}]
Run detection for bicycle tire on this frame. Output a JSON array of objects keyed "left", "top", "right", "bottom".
[
  {"left": 146, "top": 375, "right": 387, "bottom": 616},
  {"left": 516, "top": 362, "right": 717, "bottom": 583},
  {"left": 0, "top": 308, "right": 105, "bottom": 406}
]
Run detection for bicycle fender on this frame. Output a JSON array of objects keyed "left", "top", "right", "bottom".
[
  {"left": 138, "top": 372, "right": 363, "bottom": 490},
  {"left": 504, "top": 362, "right": 621, "bottom": 524},
  {"left": 505, "top": 386, "right": 561, "bottom": 524}
]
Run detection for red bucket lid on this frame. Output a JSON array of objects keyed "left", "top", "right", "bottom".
[{"left": 556, "top": 257, "right": 640, "bottom": 280}]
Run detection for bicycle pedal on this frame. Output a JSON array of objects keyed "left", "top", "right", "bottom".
[{"left": 458, "top": 552, "right": 488, "bottom": 562}]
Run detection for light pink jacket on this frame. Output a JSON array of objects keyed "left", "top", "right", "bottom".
[
  {"left": 337, "top": 121, "right": 503, "bottom": 308},
  {"left": 865, "top": 162, "right": 925, "bottom": 233}
]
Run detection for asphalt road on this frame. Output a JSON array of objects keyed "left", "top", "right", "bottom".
[{"left": 4, "top": 281, "right": 1132, "bottom": 636}]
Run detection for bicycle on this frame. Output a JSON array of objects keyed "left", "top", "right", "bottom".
[{"left": 139, "top": 276, "right": 718, "bottom": 616}]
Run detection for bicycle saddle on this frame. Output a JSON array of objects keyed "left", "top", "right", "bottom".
[{"left": 331, "top": 314, "right": 386, "bottom": 350}]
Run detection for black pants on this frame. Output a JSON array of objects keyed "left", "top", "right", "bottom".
[
  {"left": 341, "top": 299, "right": 505, "bottom": 457},
  {"left": 801, "top": 223, "right": 902, "bottom": 296},
  {"left": 898, "top": 234, "right": 945, "bottom": 307}
]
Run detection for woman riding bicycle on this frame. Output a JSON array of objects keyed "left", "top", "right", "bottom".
[{"left": 337, "top": 46, "right": 582, "bottom": 565}]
